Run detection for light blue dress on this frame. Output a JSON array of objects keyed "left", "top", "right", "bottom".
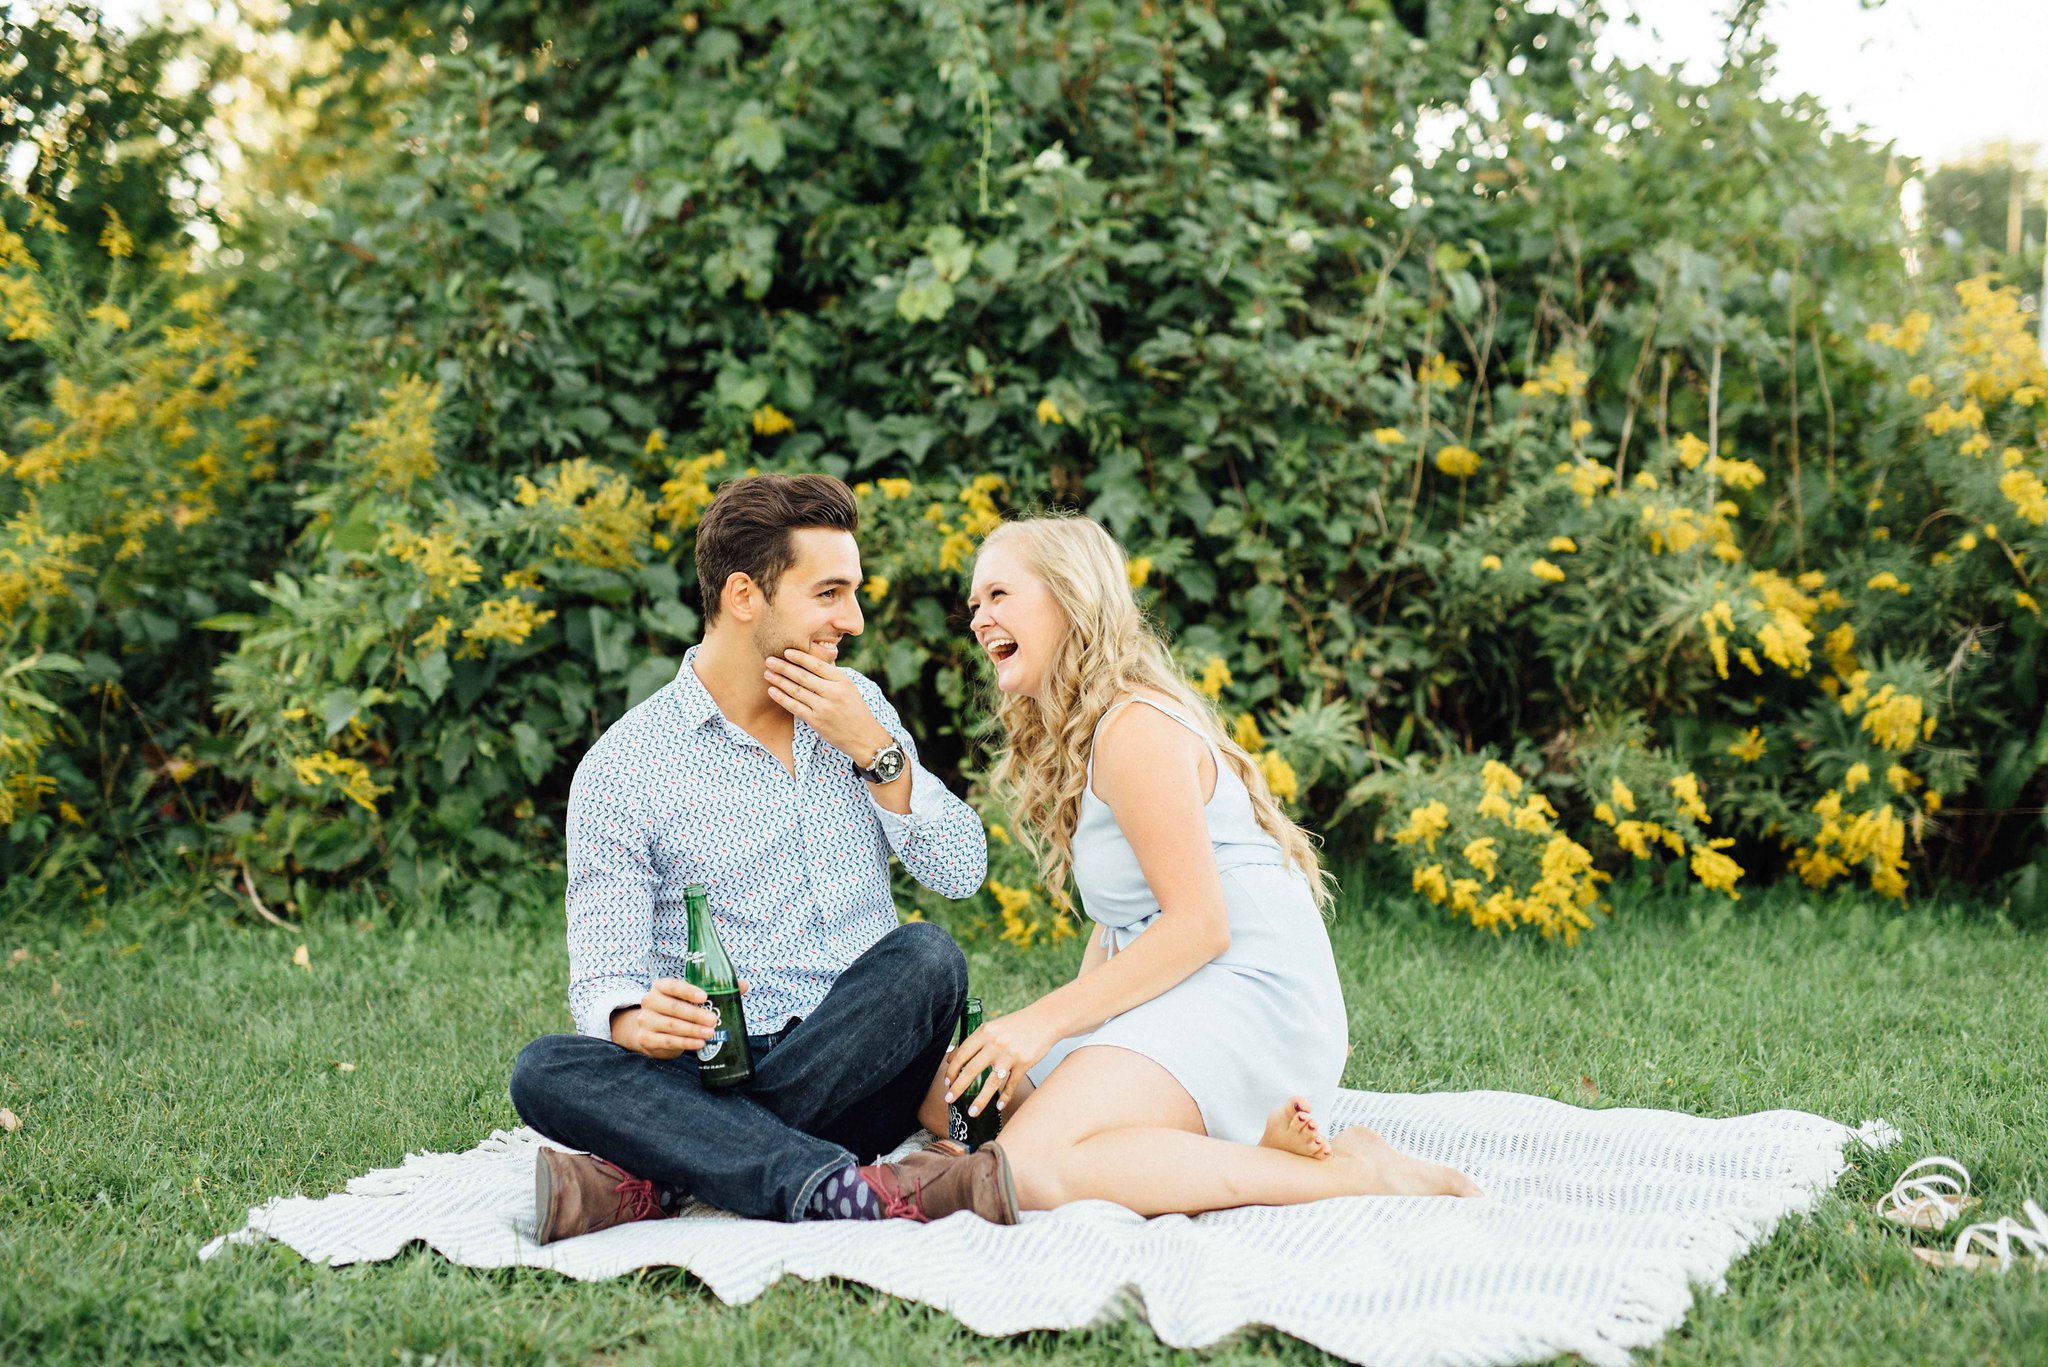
[{"left": 1025, "top": 697, "right": 1349, "bottom": 1145}]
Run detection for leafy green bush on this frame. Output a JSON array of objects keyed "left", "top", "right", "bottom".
[{"left": 5, "top": 0, "right": 2046, "bottom": 934}]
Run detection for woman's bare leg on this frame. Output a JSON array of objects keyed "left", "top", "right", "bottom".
[{"left": 995, "top": 1047, "right": 1479, "bottom": 1215}]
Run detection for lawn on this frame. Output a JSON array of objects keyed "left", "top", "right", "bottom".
[{"left": 3, "top": 878, "right": 2045, "bottom": 1365}]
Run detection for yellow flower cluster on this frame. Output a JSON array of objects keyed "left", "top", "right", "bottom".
[
  {"left": 382, "top": 525, "right": 483, "bottom": 599},
  {"left": 1640, "top": 498, "right": 1742, "bottom": 561},
  {"left": 1434, "top": 444, "right": 1480, "bottom": 478},
  {"left": 1558, "top": 457, "right": 1614, "bottom": 506},
  {"left": 1727, "top": 727, "right": 1766, "bottom": 762},
  {"left": 751, "top": 404, "right": 794, "bottom": 436},
  {"left": 1858, "top": 683, "right": 1927, "bottom": 751},
  {"left": 98, "top": 208, "right": 134, "bottom": 260},
  {"left": 0, "top": 504, "right": 97, "bottom": 618},
  {"left": 0, "top": 221, "right": 54, "bottom": 342},
  {"left": 349, "top": 376, "right": 441, "bottom": 492},
  {"left": 290, "top": 750, "right": 388, "bottom": 813},
  {"left": 1529, "top": 558, "right": 1566, "bottom": 583},
  {"left": 1698, "top": 570, "right": 1828, "bottom": 682},
  {"left": 1259, "top": 750, "right": 1299, "bottom": 805},
  {"left": 1520, "top": 350, "right": 1589, "bottom": 398},
  {"left": 1791, "top": 789, "right": 1910, "bottom": 899},
  {"left": 1864, "top": 310, "right": 1931, "bottom": 354},
  {"left": 1950, "top": 275, "right": 2048, "bottom": 406},
  {"left": 1413, "top": 829, "right": 1602, "bottom": 943},
  {"left": 0, "top": 697, "right": 61, "bottom": 824},
  {"left": 1922, "top": 400, "right": 1984, "bottom": 436},
  {"left": 1392, "top": 799, "right": 1450, "bottom": 852},
  {"left": 514, "top": 458, "right": 653, "bottom": 569},
  {"left": 1194, "top": 656, "right": 1233, "bottom": 699},
  {"left": 1416, "top": 352, "right": 1464, "bottom": 389},
  {"left": 989, "top": 878, "right": 1040, "bottom": 947},
  {"left": 460, "top": 596, "right": 557, "bottom": 652},
  {"left": 1126, "top": 555, "right": 1153, "bottom": 588},
  {"left": 1706, "top": 455, "right": 1766, "bottom": 492},
  {"left": 1999, "top": 466, "right": 2048, "bottom": 525},
  {"left": 960, "top": 473, "right": 1006, "bottom": 538},
  {"left": 657, "top": 449, "right": 728, "bottom": 532}
]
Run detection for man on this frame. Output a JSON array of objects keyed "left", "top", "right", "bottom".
[{"left": 510, "top": 473, "right": 1010, "bottom": 1240}]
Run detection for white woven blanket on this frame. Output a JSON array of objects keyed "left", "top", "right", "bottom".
[{"left": 199, "top": 1089, "right": 1895, "bottom": 1366}]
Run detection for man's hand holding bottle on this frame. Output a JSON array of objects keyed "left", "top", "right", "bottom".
[{"left": 611, "top": 977, "right": 750, "bottom": 1060}]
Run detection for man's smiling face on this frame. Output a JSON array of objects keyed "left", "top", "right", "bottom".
[{"left": 751, "top": 526, "right": 866, "bottom": 665}]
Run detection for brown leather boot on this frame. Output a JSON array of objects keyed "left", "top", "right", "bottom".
[
  {"left": 857, "top": 1140, "right": 1019, "bottom": 1225},
  {"left": 533, "top": 1148, "right": 674, "bottom": 1245}
]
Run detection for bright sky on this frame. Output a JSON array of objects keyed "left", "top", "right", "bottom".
[
  {"left": 60, "top": 0, "right": 2048, "bottom": 168},
  {"left": 1600, "top": 0, "right": 2048, "bottom": 165}
]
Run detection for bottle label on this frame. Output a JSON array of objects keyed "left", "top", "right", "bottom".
[
  {"left": 700, "top": 1029, "right": 726, "bottom": 1063},
  {"left": 947, "top": 1107, "right": 969, "bottom": 1144}
]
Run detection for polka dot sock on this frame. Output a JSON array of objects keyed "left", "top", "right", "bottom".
[{"left": 806, "top": 1162, "right": 883, "bottom": 1220}]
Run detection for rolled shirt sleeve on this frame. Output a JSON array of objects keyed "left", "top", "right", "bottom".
[
  {"left": 564, "top": 743, "right": 657, "bottom": 1039},
  {"left": 853, "top": 674, "right": 989, "bottom": 900}
]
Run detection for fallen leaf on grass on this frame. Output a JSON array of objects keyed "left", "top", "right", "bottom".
[
  {"left": 335, "top": 1062, "right": 356, "bottom": 1073},
  {"left": 0, "top": 1108, "right": 20, "bottom": 1133},
  {"left": 8, "top": 948, "right": 28, "bottom": 965},
  {"left": 1577, "top": 1075, "right": 1599, "bottom": 1098},
  {"left": 292, "top": 944, "right": 310, "bottom": 970}
]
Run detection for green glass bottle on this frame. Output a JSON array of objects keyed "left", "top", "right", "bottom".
[
  {"left": 683, "top": 882, "right": 752, "bottom": 1089},
  {"left": 948, "top": 996, "right": 1003, "bottom": 1150}
]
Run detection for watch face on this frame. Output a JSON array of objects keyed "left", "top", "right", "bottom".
[{"left": 873, "top": 746, "right": 907, "bottom": 782}]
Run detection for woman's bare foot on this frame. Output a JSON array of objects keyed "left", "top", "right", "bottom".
[
  {"left": 1329, "top": 1126, "right": 1482, "bottom": 1198},
  {"left": 1260, "top": 1096, "right": 1332, "bottom": 1159}
]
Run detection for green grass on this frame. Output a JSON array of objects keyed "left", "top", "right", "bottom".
[{"left": 4, "top": 879, "right": 2046, "bottom": 1365}]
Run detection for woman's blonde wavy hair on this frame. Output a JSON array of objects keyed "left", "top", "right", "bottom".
[{"left": 979, "top": 515, "right": 1335, "bottom": 913}]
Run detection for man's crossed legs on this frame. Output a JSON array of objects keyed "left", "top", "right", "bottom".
[{"left": 510, "top": 921, "right": 966, "bottom": 1232}]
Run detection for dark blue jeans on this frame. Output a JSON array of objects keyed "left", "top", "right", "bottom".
[{"left": 509, "top": 921, "right": 967, "bottom": 1222}]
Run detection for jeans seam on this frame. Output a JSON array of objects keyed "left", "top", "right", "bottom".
[{"left": 791, "top": 1148, "right": 856, "bottom": 1221}]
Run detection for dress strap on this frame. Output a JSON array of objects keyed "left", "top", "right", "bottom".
[{"left": 1087, "top": 695, "right": 1219, "bottom": 777}]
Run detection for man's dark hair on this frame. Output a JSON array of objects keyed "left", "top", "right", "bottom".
[{"left": 694, "top": 473, "right": 860, "bottom": 624}]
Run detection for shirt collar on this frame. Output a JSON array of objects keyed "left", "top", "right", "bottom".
[{"left": 666, "top": 645, "right": 725, "bottom": 733}]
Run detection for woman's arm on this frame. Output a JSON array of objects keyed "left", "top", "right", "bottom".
[
  {"left": 1030, "top": 704, "right": 1229, "bottom": 1036},
  {"left": 1075, "top": 921, "right": 1111, "bottom": 978},
  {"left": 949, "top": 701, "right": 1229, "bottom": 1109}
]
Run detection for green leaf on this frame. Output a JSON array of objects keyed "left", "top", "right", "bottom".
[
  {"left": 510, "top": 722, "right": 552, "bottom": 785},
  {"left": 923, "top": 225, "right": 974, "bottom": 283},
  {"left": 731, "top": 103, "right": 785, "bottom": 173},
  {"left": 320, "top": 689, "right": 359, "bottom": 739},
  {"left": 896, "top": 260, "right": 955, "bottom": 323},
  {"left": 413, "top": 649, "right": 452, "bottom": 705},
  {"left": 623, "top": 654, "right": 679, "bottom": 709}
]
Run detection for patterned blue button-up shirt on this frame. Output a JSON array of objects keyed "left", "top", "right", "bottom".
[{"left": 564, "top": 645, "right": 987, "bottom": 1040}]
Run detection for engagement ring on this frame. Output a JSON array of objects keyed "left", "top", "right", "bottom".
[{"left": 992, "top": 1067, "right": 1010, "bottom": 1080}]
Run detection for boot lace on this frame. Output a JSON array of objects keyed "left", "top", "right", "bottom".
[
  {"left": 602, "top": 1161, "right": 664, "bottom": 1224},
  {"left": 872, "top": 1171, "right": 931, "bottom": 1223}
]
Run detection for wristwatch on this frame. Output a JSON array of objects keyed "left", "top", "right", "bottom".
[{"left": 856, "top": 739, "right": 908, "bottom": 785}]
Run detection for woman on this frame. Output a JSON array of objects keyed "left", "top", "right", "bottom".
[{"left": 914, "top": 515, "right": 1478, "bottom": 1216}]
